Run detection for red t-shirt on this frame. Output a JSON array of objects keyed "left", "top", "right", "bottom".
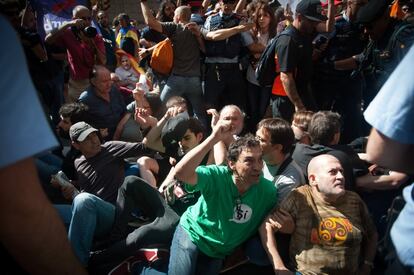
[{"left": 58, "top": 28, "right": 105, "bottom": 80}]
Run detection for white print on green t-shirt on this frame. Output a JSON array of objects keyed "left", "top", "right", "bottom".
[{"left": 229, "top": 204, "right": 252, "bottom": 224}]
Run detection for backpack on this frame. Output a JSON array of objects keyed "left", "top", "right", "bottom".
[
  {"left": 150, "top": 38, "right": 173, "bottom": 75},
  {"left": 255, "top": 27, "right": 295, "bottom": 87}
]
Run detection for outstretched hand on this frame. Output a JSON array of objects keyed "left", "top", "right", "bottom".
[
  {"left": 211, "top": 119, "right": 233, "bottom": 142},
  {"left": 164, "top": 106, "right": 186, "bottom": 120},
  {"left": 135, "top": 108, "right": 157, "bottom": 128},
  {"left": 238, "top": 22, "right": 254, "bottom": 32},
  {"left": 207, "top": 108, "right": 220, "bottom": 129},
  {"left": 268, "top": 209, "right": 295, "bottom": 234},
  {"left": 185, "top": 22, "right": 202, "bottom": 37}
]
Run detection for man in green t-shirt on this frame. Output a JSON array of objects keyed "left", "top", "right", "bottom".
[{"left": 168, "top": 119, "right": 277, "bottom": 275}]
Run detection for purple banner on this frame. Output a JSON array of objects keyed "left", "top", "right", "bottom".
[{"left": 31, "top": 0, "right": 88, "bottom": 35}]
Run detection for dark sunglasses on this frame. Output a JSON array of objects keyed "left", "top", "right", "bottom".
[{"left": 80, "top": 16, "right": 92, "bottom": 21}]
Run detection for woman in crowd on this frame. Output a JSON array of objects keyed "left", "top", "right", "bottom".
[{"left": 246, "top": 2, "right": 277, "bottom": 132}]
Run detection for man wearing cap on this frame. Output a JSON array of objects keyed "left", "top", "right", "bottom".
[
  {"left": 272, "top": 0, "right": 327, "bottom": 121},
  {"left": 139, "top": 107, "right": 212, "bottom": 189},
  {"left": 55, "top": 121, "right": 154, "bottom": 265}
]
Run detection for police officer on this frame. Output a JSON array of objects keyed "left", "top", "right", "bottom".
[
  {"left": 313, "top": 0, "right": 368, "bottom": 144},
  {"left": 357, "top": 0, "right": 414, "bottom": 107},
  {"left": 200, "top": 0, "right": 263, "bottom": 112},
  {"left": 327, "top": 0, "right": 414, "bottom": 138}
]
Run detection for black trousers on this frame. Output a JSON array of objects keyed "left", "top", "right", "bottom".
[
  {"left": 90, "top": 176, "right": 179, "bottom": 266},
  {"left": 203, "top": 63, "right": 247, "bottom": 111}
]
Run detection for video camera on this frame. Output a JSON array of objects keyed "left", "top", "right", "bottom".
[{"left": 73, "top": 26, "right": 97, "bottom": 38}]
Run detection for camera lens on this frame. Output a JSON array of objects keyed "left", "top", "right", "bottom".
[{"left": 83, "top": 26, "right": 97, "bottom": 38}]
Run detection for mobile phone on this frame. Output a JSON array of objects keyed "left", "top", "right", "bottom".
[{"left": 55, "top": 171, "right": 71, "bottom": 187}]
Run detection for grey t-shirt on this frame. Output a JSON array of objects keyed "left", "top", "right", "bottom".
[
  {"left": 262, "top": 158, "right": 305, "bottom": 203},
  {"left": 162, "top": 22, "right": 201, "bottom": 77},
  {"left": 75, "top": 141, "right": 147, "bottom": 204}
]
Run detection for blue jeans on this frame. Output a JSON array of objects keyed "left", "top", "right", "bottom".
[
  {"left": 161, "top": 74, "right": 207, "bottom": 126},
  {"left": 56, "top": 193, "right": 116, "bottom": 265},
  {"left": 245, "top": 235, "right": 271, "bottom": 266},
  {"left": 168, "top": 225, "right": 222, "bottom": 275}
]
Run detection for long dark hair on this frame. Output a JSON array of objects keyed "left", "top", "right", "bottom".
[
  {"left": 144, "top": 92, "right": 164, "bottom": 119},
  {"left": 253, "top": 2, "right": 277, "bottom": 40},
  {"left": 156, "top": 0, "right": 176, "bottom": 22}
]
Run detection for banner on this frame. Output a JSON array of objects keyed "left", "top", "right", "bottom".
[{"left": 31, "top": 0, "right": 88, "bottom": 36}]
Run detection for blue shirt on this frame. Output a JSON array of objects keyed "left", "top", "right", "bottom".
[
  {"left": 0, "top": 16, "right": 58, "bottom": 168},
  {"left": 79, "top": 85, "right": 126, "bottom": 139},
  {"left": 364, "top": 45, "right": 414, "bottom": 270},
  {"left": 364, "top": 45, "right": 414, "bottom": 143}
]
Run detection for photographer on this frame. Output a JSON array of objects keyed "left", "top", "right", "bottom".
[{"left": 45, "top": 5, "right": 106, "bottom": 103}]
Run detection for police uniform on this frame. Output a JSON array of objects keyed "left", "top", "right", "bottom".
[
  {"left": 201, "top": 12, "right": 252, "bottom": 111},
  {"left": 356, "top": 0, "right": 414, "bottom": 109},
  {"left": 313, "top": 12, "right": 368, "bottom": 144}
]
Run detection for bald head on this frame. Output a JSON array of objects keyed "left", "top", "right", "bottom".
[
  {"left": 73, "top": 5, "right": 89, "bottom": 18},
  {"left": 308, "top": 154, "right": 339, "bottom": 176},
  {"left": 174, "top": 6, "right": 191, "bottom": 22},
  {"left": 308, "top": 154, "right": 345, "bottom": 202}
]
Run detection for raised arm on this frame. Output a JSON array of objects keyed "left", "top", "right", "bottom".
[
  {"left": 316, "top": 0, "right": 335, "bottom": 33},
  {"left": 45, "top": 19, "right": 83, "bottom": 44},
  {"left": 140, "top": 0, "right": 163, "bottom": 33},
  {"left": 174, "top": 119, "right": 233, "bottom": 185},
  {"left": 142, "top": 106, "right": 184, "bottom": 152},
  {"left": 234, "top": 0, "right": 247, "bottom": 15},
  {"left": 203, "top": 22, "right": 253, "bottom": 41}
]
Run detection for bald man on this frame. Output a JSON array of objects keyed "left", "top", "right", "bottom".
[
  {"left": 260, "top": 154, "right": 377, "bottom": 275},
  {"left": 45, "top": 5, "right": 106, "bottom": 102}
]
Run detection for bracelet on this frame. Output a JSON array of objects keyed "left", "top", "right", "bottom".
[{"left": 363, "top": 260, "right": 374, "bottom": 269}]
